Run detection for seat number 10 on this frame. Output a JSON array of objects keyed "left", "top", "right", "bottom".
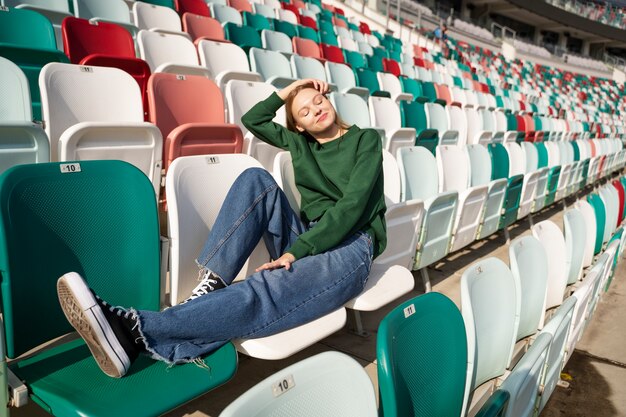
[{"left": 272, "top": 374, "right": 295, "bottom": 397}]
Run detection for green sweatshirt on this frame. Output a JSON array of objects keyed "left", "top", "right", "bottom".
[{"left": 241, "top": 92, "right": 387, "bottom": 260}]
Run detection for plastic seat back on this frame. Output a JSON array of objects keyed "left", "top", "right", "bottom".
[
  {"left": 198, "top": 40, "right": 254, "bottom": 80},
  {"left": 291, "top": 54, "right": 326, "bottom": 81},
  {"left": 292, "top": 37, "right": 322, "bottom": 59},
  {"left": 397, "top": 146, "right": 440, "bottom": 201},
  {"left": 329, "top": 92, "right": 371, "bottom": 128},
  {"left": 0, "top": 160, "right": 237, "bottom": 416},
  {"left": 133, "top": 1, "right": 183, "bottom": 31},
  {"left": 573, "top": 200, "right": 596, "bottom": 267},
  {"left": 182, "top": 13, "right": 226, "bottom": 42},
  {"left": 73, "top": 0, "right": 132, "bottom": 23},
  {"left": 0, "top": 7, "right": 69, "bottom": 120},
  {"left": 166, "top": 154, "right": 268, "bottom": 305},
  {"left": 39, "top": 63, "right": 162, "bottom": 191},
  {"left": 262, "top": 29, "right": 293, "bottom": 54},
  {"left": 0, "top": 5, "right": 58, "bottom": 50},
  {"left": 213, "top": 4, "right": 243, "bottom": 25},
  {"left": 224, "top": 22, "right": 262, "bottom": 51},
  {"left": 138, "top": 30, "right": 199, "bottom": 72},
  {"left": 220, "top": 352, "right": 377, "bottom": 417},
  {"left": 176, "top": 0, "right": 211, "bottom": 16},
  {"left": 325, "top": 61, "right": 358, "bottom": 91},
  {"left": 532, "top": 220, "right": 568, "bottom": 315},
  {"left": 436, "top": 144, "right": 470, "bottom": 193},
  {"left": 461, "top": 258, "right": 517, "bottom": 390},
  {"left": 0, "top": 56, "right": 50, "bottom": 171},
  {"left": 148, "top": 73, "right": 243, "bottom": 168},
  {"left": 509, "top": 235, "right": 549, "bottom": 341},
  {"left": 538, "top": 296, "right": 577, "bottom": 413},
  {"left": 587, "top": 193, "right": 606, "bottom": 255},
  {"left": 564, "top": 208, "right": 586, "bottom": 285},
  {"left": 62, "top": 17, "right": 137, "bottom": 63},
  {"left": 498, "top": 332, "right": 551, "bottom": 417},
  {"left": 377, "top": 293, "right": 467, "bottom": 417},
  {"left": 225, "top": 80, "right": 285, "bottom": 136},
  {"left": 249, "top": 47, "right": 294, "bottom": 87}
]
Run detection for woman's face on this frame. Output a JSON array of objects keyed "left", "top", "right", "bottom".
[{"left": 290, "top": 88, "right": 337, "bottom": 135}]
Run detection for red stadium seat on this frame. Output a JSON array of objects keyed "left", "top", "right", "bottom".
[
  {"left": 292, "top": 37, "right": 323, "bottom": 61},
  {"left": 148, "top": 73, "right": 243, "bottom": 172},
  {"left": 62, "top": 17, "right": 151, "bottom": 119},
  {"left": 182, "top": 13, "right": 227, "bottom": 44},
  {"left": 175, "top": 0, "right": 210, "bottom": 17},
  {"left": 321, "top": 43, "right": 345, "bottom": 64}
]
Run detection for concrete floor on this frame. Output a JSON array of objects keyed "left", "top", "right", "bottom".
[{"left": 13, "top": 191, "right": 625, "bottom": 417}]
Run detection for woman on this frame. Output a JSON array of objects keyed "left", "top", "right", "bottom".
[{"left": 56, "top": 78, "right": 387, "bottom": 378}]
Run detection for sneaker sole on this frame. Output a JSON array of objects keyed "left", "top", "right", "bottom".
[{"left": 57, "top": 272, "right": 130, "bottom": 378}]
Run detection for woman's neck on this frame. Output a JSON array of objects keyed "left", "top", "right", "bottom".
[{"left": 311, "top": 124, "right": 344, "bottom": 144}]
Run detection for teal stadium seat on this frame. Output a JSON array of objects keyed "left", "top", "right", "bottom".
[
  {"left": 0, "top": 7, "right": 69, "bottom": 120},
  {"left": 0, "top": 160, "right": 237, "bottom": 416}
]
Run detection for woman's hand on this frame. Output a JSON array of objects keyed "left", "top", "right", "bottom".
[
  {"left": 255, "top": 253, "right": 297, "bottom": 272},
  {"left": 277, "top": 78, "right": 329, "bottom": 101}
]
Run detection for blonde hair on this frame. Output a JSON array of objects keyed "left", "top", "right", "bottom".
[{"left": 284, "top": 82, "right": 351, "bottom": 133}]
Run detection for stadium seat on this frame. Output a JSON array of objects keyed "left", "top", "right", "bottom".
[
  {"left": 212, "top": 4, "right": 244, "bottom": 25},
  {"left": 249, "top": 47, "right": 297, "bottom": 88},
  {"left": 368, "top": 96, "right": 417, "bottom": 156},
  {"left": 225, "top": 80, "right": 284, "bottom": 170},
  {"left": 376, "top": 72, "right": 413, "bottom": 103},
  {"left": 531, "top": 220, "right": 568, "bottom": 327},
  {"left": 436, "top": 145, "right": 488, "bottom": 252},
  {"left": 377, "top": 293, "right": 469, "bottom": 417},
  {"left": 400, "top": 101, "right": 438, "bottom": 153},
  {"left": 220, "top": 352, "right": 377, "bottom": 416},
  {"left": 273, "top": 151, "right": 416, "bottom": 318},
  {"left": 147, "top": 73, "right": 244, "bottom": 171},
  {"left": 39, "top": 63, "right": 163, "bottom": 193},
  {"left": 503, "top": 142, "right": 539, "bottom": 220},
  {"left": 460, "top": 257, "right": 518, "bottom": 415},
  {"left": 182, "top": 13, "right": 227, "bottom": 43},
  {"left": 197, "top": 40, "right": 262, "bottom": 90},
  {"left": 262, "top": 29, "right": 294, "bottom": 58},
  {"left": 165, "top": 154, "right": 347, "bottom": 359},
  {"left": 467, "top": 144, "right": 508, "bottom": 240},
  {"left": 73, "top": 0, "right": 139, "bottom": 42},
  {"left": 229, "top": 0, "right": 253, "bottom": 14},
  {"left": 397, "top": 146, "right": 458, "bottom": 291},
  {"left": 587, "top": 193, "right": 607, "bottom": 255},
  {"left": 487, "top": 142, "right": 523, "bottom": 233},
  {"left": 175, "top": 0, "right": 211, "bottom": 16},
  {"left": 61, "top": 17, "right": 152, "bottom": 119},
  {"left": 0, "top": 56, "right": 50, "bottom": 172},
  {"left": 0, "top": 7, "right": 70, "bottom": 120},
  {"left": 536, "top": 296, "right": 577, "bottom": 413},
  {"left": 290, "top": 54, "right": 328, "bottom": 83},
  {"left": 137, "top": 30, "right": 210, "bottom": 76},
  {"left": 292, "top": 37, "right": 323, "bottom": 61},
  {"left": 133, "top": 1, "right": 187, "bottom": 36},
  {"left": 252, "top": 2, "right": 276, "bottom": 19},
  {"left": 3, "top": 0, "right": 72, "bottom": 50},
  {"left": 224, "top": 22, "right": 263, "bottom": 52},
  {"left": 0, "top": 160, "right": 237, "bottom": 417},
  {"left": 325, "top": 61, "right": 369, "bottom": 99},
  {"left": 564, "top": 208, "right": 587, "bottom": 285}
]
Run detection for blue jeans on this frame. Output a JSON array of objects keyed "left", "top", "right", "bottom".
[{"left": 136, "top": 168, "right": 373, "bottom": 364}]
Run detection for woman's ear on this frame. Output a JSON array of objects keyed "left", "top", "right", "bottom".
[{"left": 295, "top": 123, "right": 305, "bottom": 132}]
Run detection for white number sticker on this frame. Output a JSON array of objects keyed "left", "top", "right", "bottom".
[
  {"left": 404, "top": 304, "right": 416, "bottom": 318},
  {"left": 60, "top": 163, "right": 81, "bottom": 173},
  {"left": 80, "top": 66, "right": 93, "bottom": 73},
  {"left": 206, "top": 156, "right": 220, "bottom": 164},
  {"left": 272, "top": 374, "right": 295, "bottom": 397}
]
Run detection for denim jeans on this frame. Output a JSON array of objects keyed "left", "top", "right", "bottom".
[{"left": 135, "top": 168, "right": 373, "bottom": 364}]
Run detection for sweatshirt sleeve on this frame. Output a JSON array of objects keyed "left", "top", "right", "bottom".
[
  {"left": 240, "top": 92, "right": 299, "bottom": 150},
  {"left": 286, "top": 130, "right": 383, "bottom": 259}
]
